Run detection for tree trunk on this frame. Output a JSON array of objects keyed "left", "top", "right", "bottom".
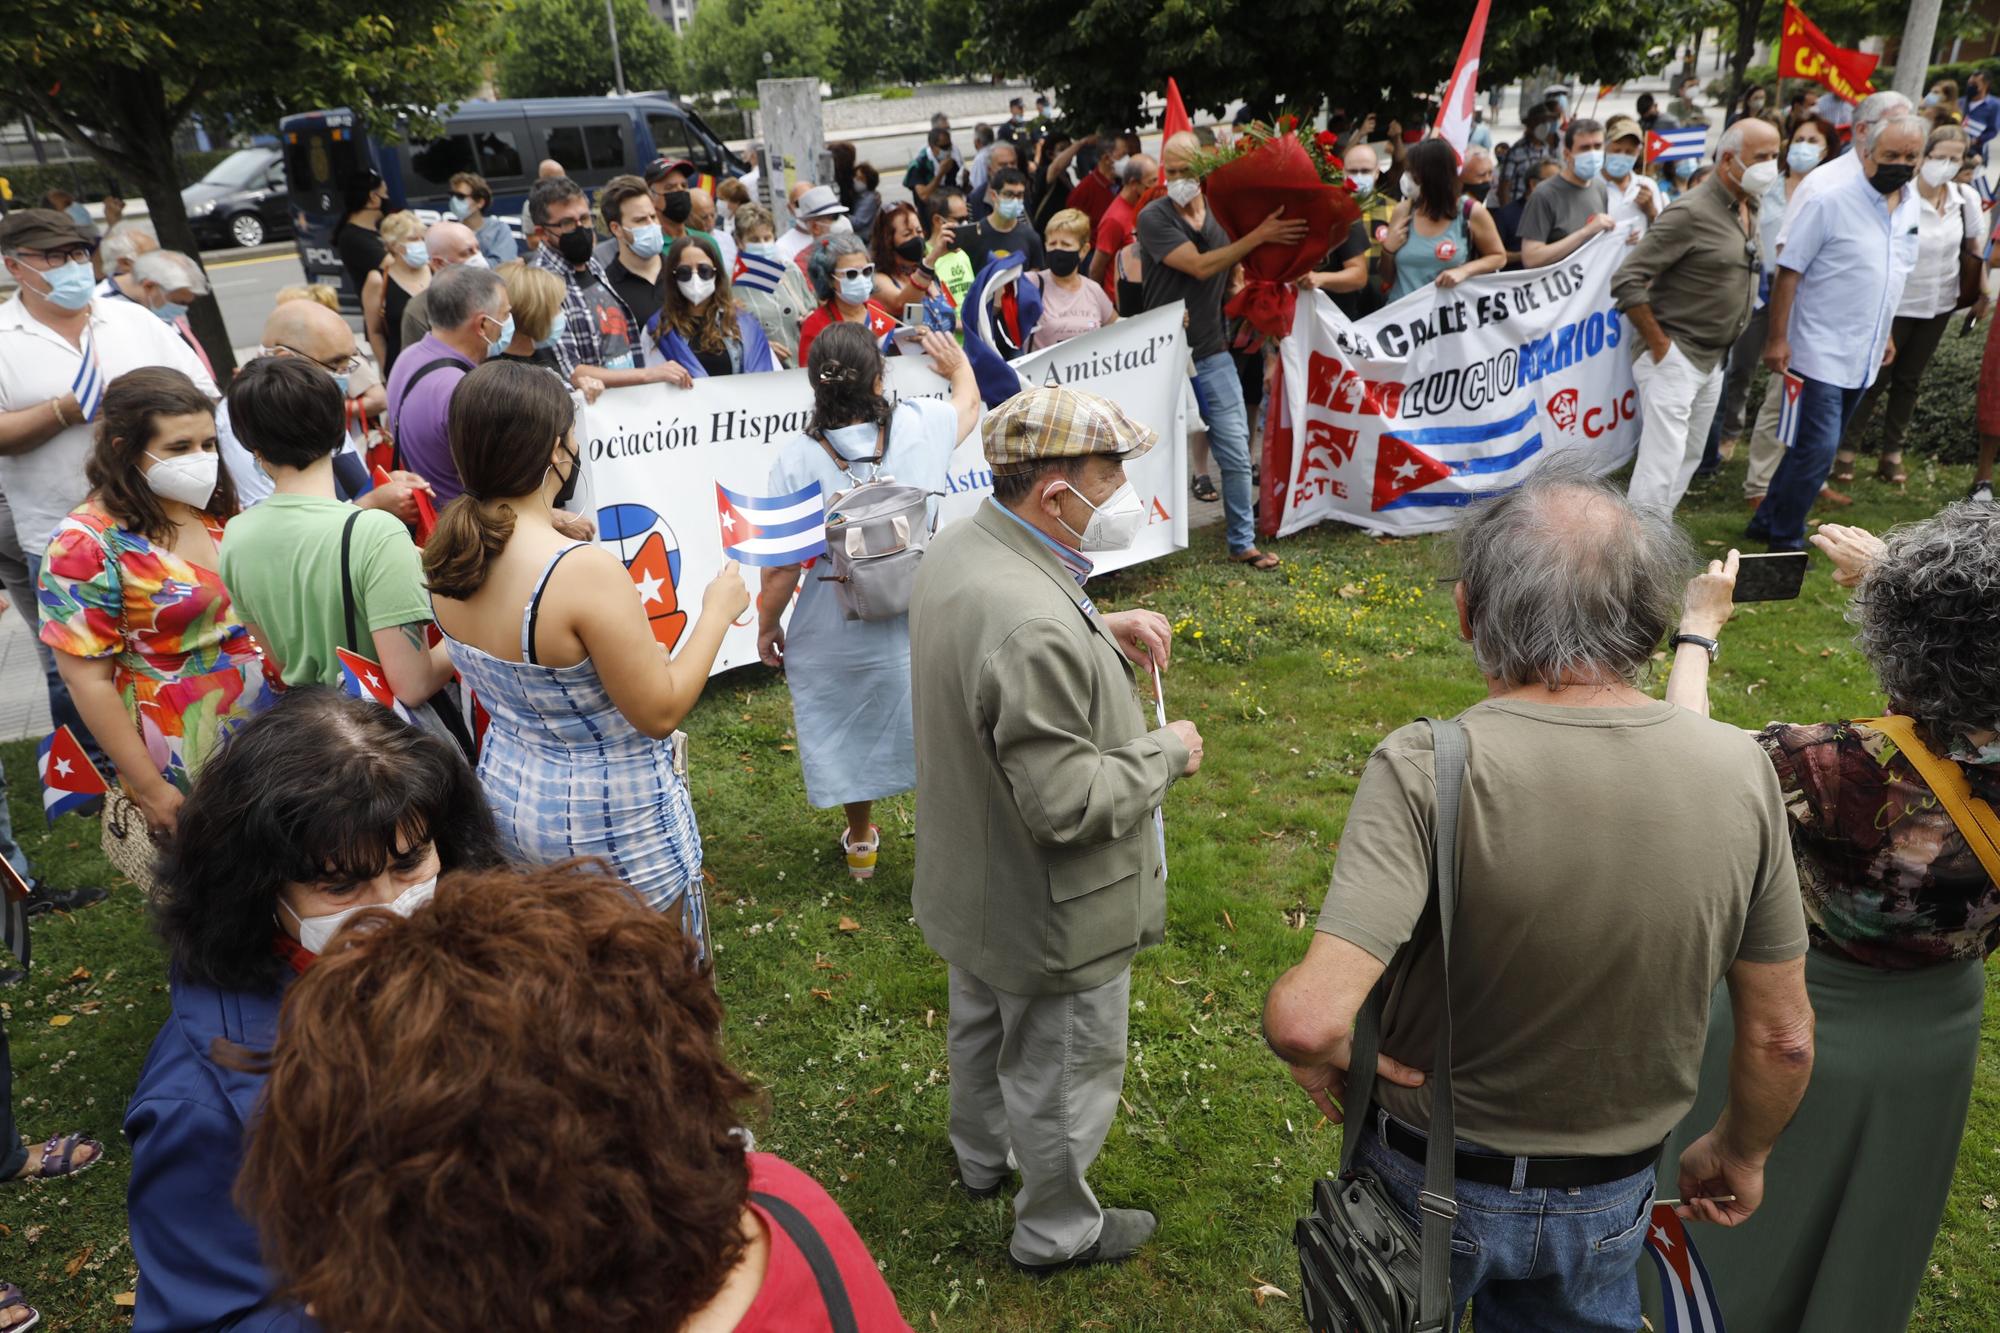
[
  {"left": 137, "top": 171, "right": 238, "bottom": 386},
  {"left": 1729, "top": 0, "right": 1765, "bottom": 106}
]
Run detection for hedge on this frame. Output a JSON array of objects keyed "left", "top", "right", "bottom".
[{"left": 1, "top": 149, "right": 241, "bottom": 210}]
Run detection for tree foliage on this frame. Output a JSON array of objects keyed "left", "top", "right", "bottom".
[
  {"left": 682, "top": 0, "right": 835, "bottom": 97},
  {"left": 0, "top": 0, "right": 505, "bottom": 378},
  {"left": 496, "top": 0, "right": 682, "bottom": 98}
]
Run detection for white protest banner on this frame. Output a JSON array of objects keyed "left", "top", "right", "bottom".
[
  {"left": 1275, "top": 233, "right": 1638, "bottom": 538},
  {"left": 575, "top": 304, "right": 1189, "bottom": 674}
]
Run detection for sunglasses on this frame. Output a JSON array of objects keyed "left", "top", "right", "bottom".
[
  {"left": 673, "top": 264, "right": 718, "bottom": 282},
  {"left": 836, "top": 265, "right": 877, "bottom": 281}
]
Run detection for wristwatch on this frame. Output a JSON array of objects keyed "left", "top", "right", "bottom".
[{"left": 1670, "top": 632, "right": 1720, "bottom": 662}]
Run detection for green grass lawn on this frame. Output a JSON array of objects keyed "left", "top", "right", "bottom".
[{"left": 5, "top": 417, "right": 1999, "bottom": 1330}]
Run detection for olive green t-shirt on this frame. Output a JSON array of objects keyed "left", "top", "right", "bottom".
[
  {"left": 1318, "top": 697, "right": 1807, "bottom": 1157},
  {"left": 219, "top": 493, "right": 432, "bottom": 689}
]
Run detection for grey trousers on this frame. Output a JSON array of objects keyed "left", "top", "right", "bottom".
[
  {"left": 946, "top": 963, "right": 1130, "bottom": 1266},
  {"left": 1715, "top": 304, "right": 1771, "bottom": 438}
]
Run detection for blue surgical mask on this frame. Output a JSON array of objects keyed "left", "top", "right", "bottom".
[
  {"left": 448, "top": 196, "right": 474, "bottom": 220},
  {"left": 838, "top": 273, "right": 874, "bottom": 306},
  {"left": 1787, "top": 141, "right": 1823, "bottom": 173},
  {"left": 1675, "top": 157, "right": 1697, "bottom": 181},
  {"left": 34, "top": 260, "right": 96, "bottom": 311},
  {"left": 996, "top": 196, "right": 1025, "bottom": 221},
  {"left": 486, "top": 312, "right": 515, "bottom": 357},
  {"left": 332, "top": 372, "right": 352, "bottom": 399},
  {"left": 1572, "top": 149, "right": 1604, "bottom": 181},
  {"left": 403, "top": 241, "right": 429, "bottom": 268},
  {"left": 536, "top": 311, "right": 568, "bottom": 349},
  {"left": 627, "top": 223, "right": 665, "bottom": 259},
  {"left": 153, "top": 299, "right": 188, "bottom": 324},
  {"left": 1348, "top": 171, "right": 1377, "bottom": 194},
  {"left": 1603, "top": 152, "right": 1637, "bottom": 180},
  {"left": 745, "top": 241, "right": 779, "bottom": 260},
  {"left": 824, "top": 422, "right": 881, "bottom": 459}
]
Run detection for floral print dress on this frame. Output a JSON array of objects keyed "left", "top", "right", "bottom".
[{"left": 38, "top": 501, "right": 272, "bottom": 792}]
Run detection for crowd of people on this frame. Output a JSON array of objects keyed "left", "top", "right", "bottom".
[{"left": 0, "top": 69, "right": 1996, "bottom": 1333}]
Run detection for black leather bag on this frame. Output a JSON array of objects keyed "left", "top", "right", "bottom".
[{"left": 1297, "top": 716, "right": 1466, "bottom": 1333}]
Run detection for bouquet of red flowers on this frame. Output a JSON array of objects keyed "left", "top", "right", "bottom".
[{"left": 1193, "top": 119, "right": 1360, "bottom": 339}]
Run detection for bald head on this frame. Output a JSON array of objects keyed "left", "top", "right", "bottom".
[
  {"left": 1162, "top": 131, "right": 1201, "bottom": 173},
  {"left": 1345, "top": 143, "right": 1380, "bottom": 175},
  {"left": 424, "top": 219, "right": 481, "bottom": 269},
  {"left": 687, "top": 187, "right": 716, "bottom": 233},
  {"left": 788, "top": 179, "right": 816, "bottom": 208},
  {"left": 261, "top": 298, "right": 358, "bottom": 366},
  {"left": 537, "top": 159, "right": 565, "bottom": 179}
]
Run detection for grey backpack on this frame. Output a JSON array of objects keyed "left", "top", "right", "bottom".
[{"left": 814, "top": 422, "right": 935, "bottom": 623}]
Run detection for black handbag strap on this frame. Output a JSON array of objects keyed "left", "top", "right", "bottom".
[
  {"left": 338, "top": 508, "right": 364, "bottom": 652},
  {"left": 1339, "top": 715, "right": 1466, "bottom": 1333},
  {"left": 751, "top": 1190, "right": 858, "bottom": 1333}
]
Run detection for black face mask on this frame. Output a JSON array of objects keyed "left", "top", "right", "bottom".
[
  {"left": 1464, "top": 181, "right": 1492, "bottom": 203},
  {"left": 1045, "top": 249, "right": 1082, "bottom": 278},
  {"left": 662, "top": 189, "right": 694, "bottom": 224},
  {"left": 1868, "top": 162, "right": 1914, "bottom": 195},
  {"left": 556, "top": 227, "right": 596, "bottom": 266},
  {"left": 895, "top": 235, "right": 927, "bottom": 263},
  {"left": 551, "top": 440, "right": 582, "bottom": 510}
]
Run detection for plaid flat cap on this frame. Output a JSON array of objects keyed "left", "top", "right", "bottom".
[{"left": 982, "top": 386, "right": 1157, "bottom": 476}]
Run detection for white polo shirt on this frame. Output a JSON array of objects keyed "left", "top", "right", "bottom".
[
  {"left": 1778, "top": 172, "right": 1922, "bottom": 389},
  {"left": 0, "top": 295, "right": 218, "bottom": 557}
]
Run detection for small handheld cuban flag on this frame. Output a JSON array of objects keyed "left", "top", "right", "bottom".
[
  {"left": 37, "top": 725, "right": 108, "bottom": 824},
  {"left": 1646, "top": 126, "right": 1709, "bottom": 165},
  {"left": 71, "top": 322, "right": 105, "bottom": 422},
  {"left": 1643, "top": 1203, "right": 1726, "bottom": 1332},
  {"left": 335, "top": 647, "right": 413, "bottom": 721},
  {"left": 716, "top": 481, "right": 829, "bottom": 566},
  {"left": 1, "top": 841, "right": 30, "bottom": 969},
  {"left": 732, "top": 248, "right": 790, "bottom": 296},
  {"left": 1774, "top": 371, "right": 1805, "bottom": 451}
]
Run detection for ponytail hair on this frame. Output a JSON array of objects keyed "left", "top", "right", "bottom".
[{"left": 422, "top": 361, "right": 576, "bottom": 600}]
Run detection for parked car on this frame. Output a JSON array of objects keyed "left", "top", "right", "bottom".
[{"left": 182, "top": 147, "right": 292, "bottom": 249}]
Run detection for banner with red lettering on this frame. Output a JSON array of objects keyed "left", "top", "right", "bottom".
[
  {"left": 1274, "top": 233, "right": 1638, "bottom": 537},
  {"left": 1778, "top": 0, "right": 1878, "bottom": 105}
]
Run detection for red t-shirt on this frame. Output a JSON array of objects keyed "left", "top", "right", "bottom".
[
  {"left": 736, "top": 1154, "right": 910, "bottom": 1332},
  {"left": 1094, "top": 193, "right": 1140, "bottom": 297},
  {"left": 796, "top": 301, "right": 897, "bottom": 366},
  {"left": 1067, "top": 167, "right": 1119, "bottom": 233}
]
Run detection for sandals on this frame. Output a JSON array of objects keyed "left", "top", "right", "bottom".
[
  {"left": 1877, "top": 454, "right": 1907, "bottom": 487},
  {"left": 1190, "top": 474, "right": 1219, "bottom": 503},
  {"left": 11, "top": 1132, "right": 103, "bottom": 1182},
  {"left": 1230, "top": 548, "right": 1282, "bottom": 572},
  {"left": 0, "top": 1282, "right": 39, "bottom": 1333},
  {"left": 841, "top": 826, "right": 880, "bottom": 881}
]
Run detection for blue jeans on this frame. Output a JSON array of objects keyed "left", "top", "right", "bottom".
[
  {"left": 1748, "top": 375, "right": 1866, "bottom": 551},
  {"left": 1356, "top": 1115, "right": 1657, "bottom": 1333},
  {"left": 1192, "top": 351, "right": 1256, "bottom": 554}
]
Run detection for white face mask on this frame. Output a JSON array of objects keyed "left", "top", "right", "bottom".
[
  {"left": 281, "top": 875, "right": 438, "bottom": 954},
  {"left": 1737, "top": 158, "right": 1780, "bottom": 197},
  {"left": 1921, "top": 159, "right": 1960, "bottom": 188},
  {"left": 143, "top": 450, "right": 219, "bottom": 508},
  {"left": 677, "top": 274, "right": 717, "bottom": 305},
  {"left": 1166, "top": 177, "right": 1201, "bottom": 207},
  {"left": 1050, "top": 479, "right": 1145, "bottom": 551}
]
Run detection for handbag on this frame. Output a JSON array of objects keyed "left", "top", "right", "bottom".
[
  {"left": 101, "top": 786, "right": 166, "bottom": 900},
  {"left": 339, "top": 511, "right": 477, "bottom": 758},
  {"left": 1296, "top": 716, "right": 1465, "bottom": 1333}
]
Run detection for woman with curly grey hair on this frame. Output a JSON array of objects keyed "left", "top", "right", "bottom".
[{"left": 1659, "top": 508, "right": 2000, "bottom": 1333}]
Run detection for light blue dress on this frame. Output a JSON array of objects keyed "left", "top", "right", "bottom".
[
  {"left": 771, "top": 397, "right": 960, "bottom": 808},
  {"left": 439, "top": 545, "right": 706, "bottom": 944}
]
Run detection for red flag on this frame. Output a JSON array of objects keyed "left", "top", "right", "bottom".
[
  {"left": 373, "top": 465, "right": 440, "bottom": 544},
  {"left": 1433, "top": 0, "right": 1493, "bottom": 163},
  {"left": 1162, "top": 78, "right": 1193, "bottom": 146},
  {"left": 1778, "top": 0, "right": 1877, "bottom": 105}
]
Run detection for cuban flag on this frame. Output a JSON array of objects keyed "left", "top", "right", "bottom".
[
  {"left": 335, "top": 648, "right": 413, "bottom": 721},
  {"left": 1647, "top": 126, "right": 1709, "bottom": 165},
  {"left": 716, "top": 481, "right": 829, "bottom": 566},
  {"left": 72, "top": 323, "right": 105, "bottom": 422},
  {"left": 733, "top": 248, "right": 791, "bottom": 296},
  {"left": 1774, "top": 371, "right": 1805, "bottom": 450},
  {"left": 1643, "top": 1204, "right": 1726, "bottom": 1332},
  {"left": 1369, "top": 400, "right": 1544, "bottom": 512},
  {"left": 1, "top": 845, "right": 29, "bottom": 968},
  {"left": 37, "top": 726, "right": 108, "bottom": 824}
]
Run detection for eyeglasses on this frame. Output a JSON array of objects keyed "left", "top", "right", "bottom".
[
  {"left": 835, "top": 265, "right": 876, "bottom": 281},
  {"left": 999, "top": 190, "right": 1028, "bottom": 201},
  {"left": 541, "top": 215, "right": 591, "bottom": 235},
  {"left": 449, "top": 191, "right": 476, "bottom": 202},
  {"left": 18, "top": 245, "right": 93, "bottom": 266},
  {"left": 268, "top": 343, "right": 366, "bottom": 377},
  {"left": 673, "top": 264, "right": 718, "bottom": 282}
]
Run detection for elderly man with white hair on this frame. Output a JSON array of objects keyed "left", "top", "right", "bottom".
[
  {"left": 1774, "top": 88, "right": 1912, "bottom": 252},
  {"left": 93, "top": 218, "right": 158, "bottom": 299},
  {"left": 398, "top": 218, "right": 485, "bottom": 350},
  {"left": 126, "top": 249, "right": 214, "bottom": 374},
  {"left": 1751, "top": 112, "right": 1924, "bottom": 553},
  {"left": 1457, "top": 145, "right": 1497, "bottom": 204}
]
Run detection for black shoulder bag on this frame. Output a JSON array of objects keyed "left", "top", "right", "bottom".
[
  {"left": 1296, "top": 716, "right": 1466, "bottom": 1333},
  {"left": 339, "top": 510, "right": 477, "bottom": 759}
]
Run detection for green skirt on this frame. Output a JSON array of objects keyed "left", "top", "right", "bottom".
[{"left": 1643, "top": 948, "right": 1986, "bottom": 1333}]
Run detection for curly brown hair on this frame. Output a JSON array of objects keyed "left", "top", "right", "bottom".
[
  {"left": 235, "top": 863, "right": 757, "bottom": 1333},
  {"left": 656, "top": 232, "right": 736, "bottom": 355},
  {"left": 87, "top": 366, "right": 236, "bottom": 545}
]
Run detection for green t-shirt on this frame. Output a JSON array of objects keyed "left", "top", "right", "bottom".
[
  {"left": 1316, "top": 698, "right": 1807, "bottom": 1158},
  {"left": 219, "top": 493, "right": 431, "bottom": 688},
  {"left": 935, "top": 250, "right": 976, "bottom": 310}
]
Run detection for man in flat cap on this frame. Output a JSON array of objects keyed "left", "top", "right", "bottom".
[{"left": 909, "top": 385, "right": 1203, "bottom": 1275}]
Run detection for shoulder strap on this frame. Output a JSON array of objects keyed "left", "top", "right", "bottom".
[
  {"left": 1860, "top": 715, "right": 2000, "bottom": 886},
  {"left": 750, "top": 1190, "right": 859, "bottom": 1333},
  {"left": 339, "top": 509, "right": 364, "bottom": 652},
  {"left": 522, "top": 543, "right": 586, "bottom": 665},
  {"left": 1340, "top": 715, "right": 1466, "bottom": 1333},
  {"left": 814, "top": 414, "right": 894, "bottom": 473},
  {"left": 390, "top": 356, "right": 464, "bottom": 424}
]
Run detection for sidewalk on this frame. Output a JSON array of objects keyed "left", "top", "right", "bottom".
[{"left": 0, "top": 609, "right": 51, "bottom": 744}]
